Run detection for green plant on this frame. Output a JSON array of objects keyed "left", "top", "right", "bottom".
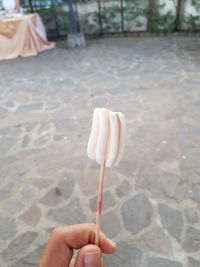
[
  {"left": 37, "top": 7, "right": 58, "bottom": 36},
  {"left": 123, "top": 0, "right": 145, "bottom": 30},
  {"left": 101, "top": 5, "right": 121, "bottom": 32},
  {"left": 184, "top": 0, "right": 200, "bottom": 31},
  {"left": 37, "top": 7, "right": 69, "bottom": 36},
  {"left": 191, "top": 0, "right": 200, "bottom": 12},
  {"left": 56, "top": 8, "right": 70, "bottom": 33},
  {"left": 184, "top": 14, "right": 200, "bottom": 31},
  {"left": 86, "top": 4, "right": 121, "bottom": 34},
  {"left": 86, "top": 11, "right": 101, "bottom": 34},
  {"left": 149, "top": 3, "right": 176, "bottom": 33}
]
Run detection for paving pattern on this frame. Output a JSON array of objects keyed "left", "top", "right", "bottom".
[{"left": 0, "top": 37, "right": 200, "bottom": 267}]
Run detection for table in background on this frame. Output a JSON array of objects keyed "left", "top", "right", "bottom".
[{"left": 0, "top": 14, "right": 55, "bottom": 60}]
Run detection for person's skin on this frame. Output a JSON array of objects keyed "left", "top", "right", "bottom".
[{"left": 40, "top": 223, "right": 117, "bottom": 267}]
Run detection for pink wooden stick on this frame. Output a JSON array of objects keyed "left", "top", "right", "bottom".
[
  {"left": 95, "top": 105, "right": 109, "bottom": 246},
  {"left": 95, "top": 162, "right": 105, "bottom": 245}
]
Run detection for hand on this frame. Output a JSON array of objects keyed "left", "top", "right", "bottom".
[{"left": 40, "top": 223, "right": 117, "bottom": 267}]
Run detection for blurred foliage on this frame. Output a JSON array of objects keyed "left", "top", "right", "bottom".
[
  {"left": 184, "top": 14, "right": 200, "bottom": 31},
  {"left": 20, "top": 0, "right": 200, "bottom": 37},
  {"left": 86, "top": 5, "right": 121, "bottom": 34},
  {"left": 84, "top": 0, "right": 145, "bottom": 34},
  {"left": 149, "top": 3, "right": 176, "bottom": 33},
  {"left": 184, "top": 0, "right": 200, "bottom": 31},
  {"left": 123, "top": 0, "right": 146, "bottom": 31},
  {"left": 191, "top": 0, "right": 200, "bottom": 12},
  {"left": 101, "top": 5, "right": 121, "bottom": 32}
]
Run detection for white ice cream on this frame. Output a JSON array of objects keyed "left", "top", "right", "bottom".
[{"left": 87, "top": 108, "right": 126, "bottom": 167}]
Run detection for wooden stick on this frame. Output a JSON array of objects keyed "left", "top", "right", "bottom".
[{"left": 95, "top": 162, "right": 105, "bottom": 245}]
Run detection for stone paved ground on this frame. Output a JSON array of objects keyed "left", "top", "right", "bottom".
[{"left": 0, "top": 37, "right": 200, "bottom": 267}]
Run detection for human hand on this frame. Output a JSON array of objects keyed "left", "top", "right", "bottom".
[{"left": 40, "top": 223, "right": 117, "bottom": 267}]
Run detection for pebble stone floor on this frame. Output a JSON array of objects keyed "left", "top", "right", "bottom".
[{"left": 0, "top": 37, "right": 200, "bottom": 267}]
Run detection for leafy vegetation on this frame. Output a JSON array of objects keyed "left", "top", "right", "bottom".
[
  {"left": 184, "top": 0, "right": 200, "bottom": 31},
  {"left": 20, "top": 0, "right": 200, "bottom": 37},
  {"left": 149, "top": 4, "right": 176, "bottom": 33}
]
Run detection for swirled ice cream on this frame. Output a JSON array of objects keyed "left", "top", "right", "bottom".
[{"left": 87, "top": 108, "right": 126, "bottom": 167}]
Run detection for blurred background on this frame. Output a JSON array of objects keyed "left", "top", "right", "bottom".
[
  {"left": 0, "top": 0, "right": 200, "bottom": 267},
  {"left": 1, "top": 0, "right": 200, "bottom": 38}
]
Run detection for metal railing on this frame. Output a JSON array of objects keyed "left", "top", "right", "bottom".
[{"left": 19, "top": 0, "right": 200, "bottom": 39}]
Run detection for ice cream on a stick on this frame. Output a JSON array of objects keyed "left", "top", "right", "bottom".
[{"left": 87, "top": 107, "right": 126, "bottom": 245}]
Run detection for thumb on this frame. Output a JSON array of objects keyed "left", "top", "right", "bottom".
[
  {"left": 83, "top": 245, "right": 101, "bottom": 267},
  {"left": 74, "top": 245, "right": 102, "bottom": 267}
]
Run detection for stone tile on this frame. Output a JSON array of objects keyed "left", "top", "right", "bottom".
[
  {"left": 78, "top": 168, "right": 100, "bottom": 195},
  {"left": 136, "top": 163, "right": 182, "bottom": 200},
  {"left": 34, "top": 134, "right": 51, "bottom": 146},
  {"left": 104, "top": 242, "right": 142, "bottom": 267},
  {"left": 4, "top": 232, "right": 38, "bottom": 260},
  {"left": 186, "top": 175, "right": 200, "bottom": 202},
  {"left": 48, "top": 198, "right": 86, "bottom": 224},
  {"left": 4, "top": 101, "right": 15, "bottom": 108},
  {"left": 138, "top": 227, "right": 172, "bottom": 255},
  {"left": 180, "top": 148, "right": 200, "bottom": 171},
  {"left": 34, "top": 150, "right": 72, "bottom": 177},
  {"left": 19, "top": 204, "right": 41, "bottom": 226},
  {"left": 183, "top": 226, "right": 200, "bottom": 252},
  {"left": 121, "top": 194, "right": 152, "bottom": 235},
  {"left": 116, "top": 180, "right": 130, "bottom": 198},
  {"left": 108, "top": 83, "right": 138, "bottom": 95},
  {"left": 37, "top": 122, "right": 52, "bottom": 135},
  {"left": 117, "top": 160, "right": 135, "bottom": 176},
  {"left": 54, "top": 134, "right": 67, "bottom": 142},
  {"left": 1, "top": 37, "right": 200, "bottom": 265},
  {"left": 184, "top": 208, "right": 199, "bottom": 223},
  {"left": 104, "top": 168, "right": 120, "bottom": 187},
  {"left": 0, "top": 137, "right": 17, "bottom": 154},
  {"left": 101, "top": 211, "right": 121, "bottom": 238},
  {"left": 10, "top": 171, "right": 25, "bottom": 183},
  {"left": 10, "top": 92, "right": 30, "bottom": 104},
  {"left": 20, "top": 184, "right": 37, "bottom": 203},
  {"left": 159, "top": 204, "right": 183, "bottom": 243},
  {"left": 0, "top": 127, "right": 22, "bottom": 137},
  {"left": 92, "top": 96, "right": 108, "bottom": 107},
  {"left": 0, "top": 107, "right": 9, "bottom": 119},
  {"left": 3, "top": 198, "right": 24, "bottom": 214},
  {"left": 147, "top": 257, "right": 183, "bottom": 267},
  {"left": 0, "top": 181, "right": 16, "bottom": 201},
  {"left": 30, "top": 178, "right": 53, "bottom": 189},
  {"left": 158, "top": 160, "right": 181, "bottom": 176},
  {"left": 78, "top": 168, "right": 119, "bottom": 195},
  {"left": 188, "top": 257, "right": 200, "bottom": 267},
  {"left": 0, "top": 216, "right": 16, "bottom": 240},
  {"left": 10, "top": 246, "right": 43, "bottom": 267},
  {"left": 153, "top": 174, "right": 182, "bottom": 199},
  {"left": 40, "top": 173, "right": 75, "bottom": 206},
  {"left": 152, "top": 143, "right": 178, "bottom": 162},
  {"left": 16, "top": 104, "right": 43, "bottom": 114},
  {"left": 54, "top": 119, "right": 77, "bottom": 132},
  {"left": 89, "top": 191, "right": 116, "bottom": 212}
]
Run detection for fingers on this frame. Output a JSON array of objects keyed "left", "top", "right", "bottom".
[
  {"left": 74, "top": 245, "right": 103, "bottom": 267},
  {"left": 54, "top": 223, "right": 116, "bottom": 253},
  {"left": 99, "top": 232, "right": 116, "bottom": 254},
  {"left": 40, "top": 223, "right": 116, "bottom": 267},
  {"left": 69, "top": 259, "right": 75, "bottom": 267},
  {"left": 101, "top": 257, "right": 106, "bottom": 267}
]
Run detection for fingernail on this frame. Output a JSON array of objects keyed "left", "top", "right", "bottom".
[
  {"left": 101, "top": 232, "right": 116, "bottom": 247},
  {"left": 107, "top": 238, "right": 116, "bottom": 247},
  {"left": 83, "top": 253, "right": 101, "bottom": 267}
]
